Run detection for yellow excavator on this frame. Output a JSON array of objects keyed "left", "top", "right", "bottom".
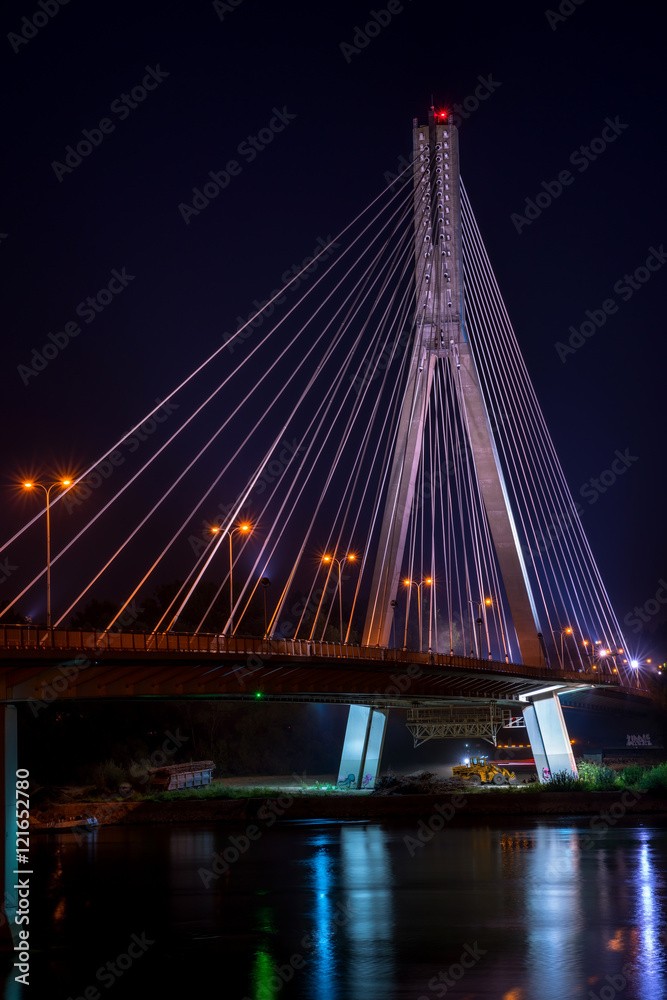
[{"left": 452, "top": 755, "right": 517, "bottom": 786}]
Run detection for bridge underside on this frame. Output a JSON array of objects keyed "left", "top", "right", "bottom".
[{"left": 0, "top": 659, "right": 629, "bottom": 706}]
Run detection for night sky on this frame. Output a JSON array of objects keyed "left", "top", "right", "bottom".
[{"left": 1, "top": 1, "right": 666, "bottom": 658}]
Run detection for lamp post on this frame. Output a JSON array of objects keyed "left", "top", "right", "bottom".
[
  {"left": 469, "top": 599, "right": 483, "bottom": 658},
  {"left": 23, "top": 478, "right": 72, "bottom": 627},
  {"left": 323, "top": 553, "right": 355, "bottom": 641},
  {"left": 390, "top": 599, "right": 398, "bottom": 649},
  {"left": 598, "top": 646, "right": 610, "bottom": 674},
  {"left": 484, "top": 596, "right": 508, "bottom": 662},
  {"left": 560, "top": 626, "right": 572, "bottom": 669},
  {"left": 406, "top": 578, "right": 431, "bottom": 651},
  {"left": 212, "top": 522, "right": 251, "bottom": 634},
  {"left": 260, "top": 577, "right": 270, "bottom": 637}
]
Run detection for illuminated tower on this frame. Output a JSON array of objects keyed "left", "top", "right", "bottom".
[{"left": 362, "top": 108, "right": 542, "bottom": 666}]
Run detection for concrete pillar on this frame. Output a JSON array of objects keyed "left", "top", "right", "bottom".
[
  {"left": 338, "top": 706, "right": 388, "bottom": 789},
  {"left": 1, "top": 705, "right": 18, "bottom": 942},
  {"left": 523, "top": 692, "right": 577, "bottom": 782}
]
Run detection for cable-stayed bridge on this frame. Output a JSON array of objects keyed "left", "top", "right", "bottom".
[{"left": 0, "top": 108, "right": 648, "bottom": 791}]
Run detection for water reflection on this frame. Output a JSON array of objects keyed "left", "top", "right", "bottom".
[
  {"left": 340, "top": 825, "right": 394, "bottom": 996},
  {"left": 630, "top": 829, "right": 665, "bottom": 997},
  {"left": 524, "top": 826, "right": 583, "bottom": 1000},
  {"left": 307, "top": 837, "right": 338, "bottom": 999},
  {"left": 12, "top": 817, "right": 667, "bottom": 1000}
]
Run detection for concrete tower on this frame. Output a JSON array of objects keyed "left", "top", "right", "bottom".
[{"left": 362, "top": 108, "right": 542, "bottom": 666}]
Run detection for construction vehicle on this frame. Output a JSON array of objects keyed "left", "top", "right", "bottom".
[{"left": 452, "top": 755, "right": 517, "bottom": 786}]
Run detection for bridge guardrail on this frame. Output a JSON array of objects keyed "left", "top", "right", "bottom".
[{"left": 0, "top": 625, "right": 635, "bottom": 688}]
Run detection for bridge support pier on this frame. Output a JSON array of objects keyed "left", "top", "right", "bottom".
[
  {"left": 1, "top": 705, "right": 18, "bottom": 943},
  {"left": 338, "top": 706, "right": 388, "bottom": 790},
  {"left": 523, "top": 692, "right": 577, "bottom": 782}
]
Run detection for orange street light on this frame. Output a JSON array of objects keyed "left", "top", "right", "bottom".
[
  {"left": 483, "top": 595, "right": 509, "bottom": 663},
  {"left": 211, "top": 521, "right": 252, "bottom": 633},
  {"left": 405, "top": 578, "right": 432, "bottom": 652},
  {"left": 322, "top": 553, "right": 355, "bottom": 641},
  {"left": 229, "top": 522, "right": 252, "bottom": 634},
  {"left": 23, "top": 478, "right": 73, "bottom": 627}
]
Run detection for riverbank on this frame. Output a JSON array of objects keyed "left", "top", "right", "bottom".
[{"left": 30, "top": 788, "right": 667, "bottom": 828}]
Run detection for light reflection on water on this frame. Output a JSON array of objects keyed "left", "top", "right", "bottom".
[{"left": 12, "top": 817, "right": 667, "bottom": 999}]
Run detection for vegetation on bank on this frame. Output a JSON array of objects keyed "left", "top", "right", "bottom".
[
  {"left": 34, "top": 759, "right": 667, "bottom": 802},
  {"left": 516, "top": 761, "right": 667, "bottom": 795}
]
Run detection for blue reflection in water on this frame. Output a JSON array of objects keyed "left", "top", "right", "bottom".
[
  {"left": 308, "top": 838, "right": 337, "bottom": 999},
  {"left": 525, "top": 826, "right": 584, "bottom": 1000},
  {"left": 302, "top": 826, "right": 394, "bottom": 999},
  {"left": 340, "top": 825, "right": 394, "bottom": 995},
  {"left": 630, "top": 829, "right": 666, "bottom": 997}
]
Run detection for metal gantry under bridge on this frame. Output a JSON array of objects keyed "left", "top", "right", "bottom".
[{"left": 0, "top": 107, "right": 649, "bottom": 929}]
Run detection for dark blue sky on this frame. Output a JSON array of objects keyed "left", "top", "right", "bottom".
[{"left": 1, "top": 0, "right": 665, "bottom": 655}]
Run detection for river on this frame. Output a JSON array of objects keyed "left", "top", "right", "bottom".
[{"left": 10, "top": 816, "right": 667, "bottom": 999}]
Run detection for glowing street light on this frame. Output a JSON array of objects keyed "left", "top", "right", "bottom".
[
  {"left": 260, "top": 577, "right": 271, "bottom": 637},
  {"left": 560, "top": 626, "right": 572, "bottom": 668},
  {"left": 323, "top": 553, "right": 356, "bottom": 641},
  {"left": 469, "top": 599, "right": 485, "bottom": 658},
  {"left": 406, "top": 577, "right": 431, "bottom": 652},
  {"left": 23, "top": 478, "right": 73, "bottom": 627},
  {"left": 484, "top": 596, "right": 509, "bottom": 662},
  {"left": 211, "top": 522, "right": 251, "bottom": 634}
]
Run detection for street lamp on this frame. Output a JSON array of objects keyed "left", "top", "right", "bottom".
[
  {"left": 469, "top": 599, "right": 484, "bottom": 658},
  {"left": 260, "top": 577, "right": 271, "bottom": 637},
  {"left": 323, "top": 553, "right": 355, "bottom": 641},
  {"left": 560, "top": 626, "right": 572, "bottom": 668},
  {"left": 406, "top": 578, "right": 431, "bottom": 651},
  {"left": 212, "top": 522, "right": 251, "bottom": 634},
  {"left": 390, "top": 599, "right": 398, "bottom": 649},
  {"left": 484, "top": 596, "right": 508, "bottom": 662},
  {"left": 23, "top": 478, "right": 73, "bottom": 627}
]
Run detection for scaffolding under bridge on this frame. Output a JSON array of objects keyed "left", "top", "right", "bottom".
[{"left": 405, "top": 705, "right": 525, "bottom": 747}]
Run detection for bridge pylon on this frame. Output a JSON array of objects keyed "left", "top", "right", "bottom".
[{"left": 361, "top": 107, "right": 542, "bottom": 668}]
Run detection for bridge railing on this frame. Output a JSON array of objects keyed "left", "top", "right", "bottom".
[{"left": 0, "top": 625, "right": 632, "bottom": 687}]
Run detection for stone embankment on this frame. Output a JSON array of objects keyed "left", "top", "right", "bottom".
[{"left": 30, "top": 789, "right": 667, "bottom": 829}]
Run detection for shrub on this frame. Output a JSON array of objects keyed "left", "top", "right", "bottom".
[
  {"left": 638, "top": 763, "right": 667, "bottom": 796},
  {"left": 87, "top": 759, "right": 128, "bottom": 792},
  {"left": 616, "top": 764, "right": 647, "bottom": 788},
  {"left": 576, "top": 761, "right": 618, "bottom": 790},
  {"left": 543, "top": 770, "right": 587, "bottom": 792}
]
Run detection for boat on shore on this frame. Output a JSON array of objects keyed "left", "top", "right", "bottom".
[{"left": 34, "top": 816, "right": 100, "bottom": 832}]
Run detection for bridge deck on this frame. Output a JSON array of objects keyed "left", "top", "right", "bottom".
[{"left": 0, "top": 626, "right": 646, "bottom": 704}]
